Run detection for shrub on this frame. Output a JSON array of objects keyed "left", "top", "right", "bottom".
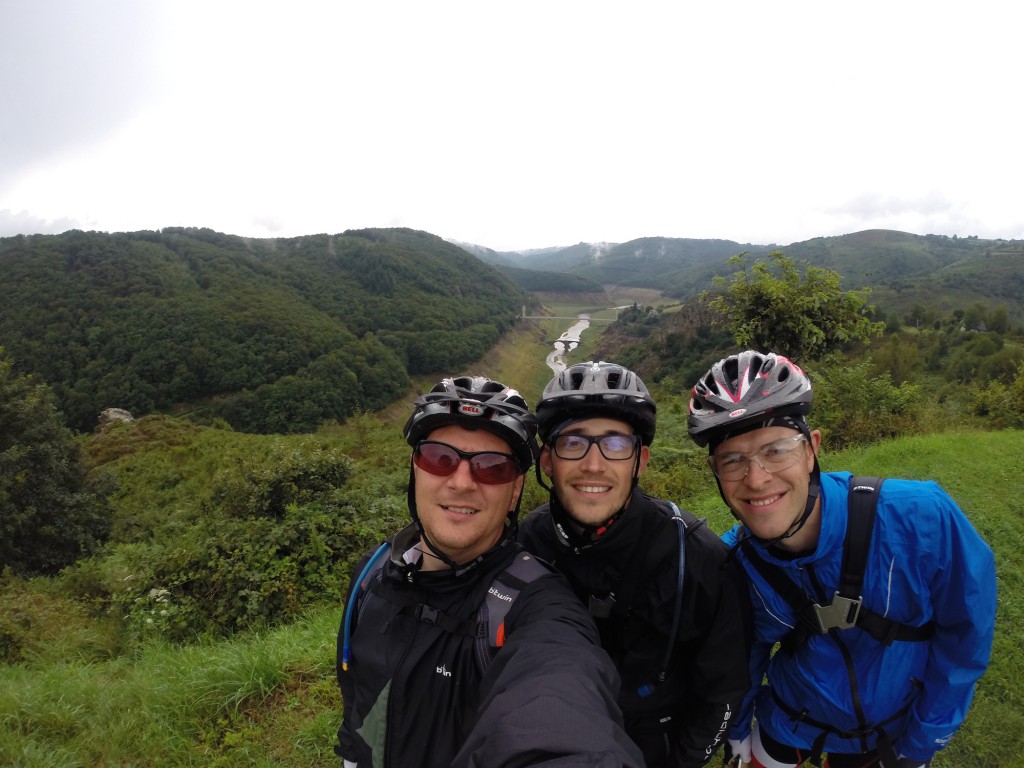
[{"left": 810, "top": 360, "right": 922, "bottom": 448}]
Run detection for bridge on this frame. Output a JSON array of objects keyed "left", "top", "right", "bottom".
[{"left": 521, "top": 306, "right": 622, "bottom": 321}]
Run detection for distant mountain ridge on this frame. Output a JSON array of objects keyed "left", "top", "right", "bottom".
[{"left": 456, "top": 229, "right": 1024, "bottom": 321}]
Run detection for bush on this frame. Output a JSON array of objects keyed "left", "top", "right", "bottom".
[
  {"left": 810, "top": 360, "right": 922, "bottom": 448},
  {"left": 971, "top": 361, "right": 1024, "bottom": 428}
]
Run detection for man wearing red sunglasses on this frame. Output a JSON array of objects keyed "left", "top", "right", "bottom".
[{"left": 336, "top": 375, "right": 642, "bottom": 768}]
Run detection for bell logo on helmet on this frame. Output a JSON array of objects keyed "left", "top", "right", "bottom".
[
  {"left": 458, "top": 403, "right": 485, "bottom": 416},
  {"left": 729, "top": 408, "right": 747, "bottom": 418}
]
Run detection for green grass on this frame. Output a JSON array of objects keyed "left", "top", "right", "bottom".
[
  {"left": 3, "top": 430, "right": 1020, "bottom": 766},
  {"left": 0, "top": 608, "right": 341, "bottom": 767}
]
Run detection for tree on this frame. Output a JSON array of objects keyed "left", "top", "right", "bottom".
[
  {"left": 0, "top": 350, "right": 111, "bottom": 575},
  {"left": 705, "top": 251, "right": 884, "bottom": 361}
]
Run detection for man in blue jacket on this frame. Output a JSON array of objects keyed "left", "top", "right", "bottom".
[{"left": 686, "top": 350, "right": 996, "bottom": 768}]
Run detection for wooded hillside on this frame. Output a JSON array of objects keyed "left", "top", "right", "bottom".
[{"left": 0, "top": 227, "right": 529, "bottom": 433}]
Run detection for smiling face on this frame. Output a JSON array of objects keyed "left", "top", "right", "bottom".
[
  {"left": 540, "top": 417, "right": 650, "bottom": 527},
  {"left": 413, "top": 424, "right": 525, "bottom": 570},
  {"left": 713, "top": 425, "right": 822, "bottom": 552}
]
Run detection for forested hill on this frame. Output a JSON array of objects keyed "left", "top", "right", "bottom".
[{"left": 0, "top": 227, "right": 529, "bottom": 433}]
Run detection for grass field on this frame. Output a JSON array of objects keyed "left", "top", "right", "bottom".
[{"left": 2, "top": 427, "right": 1019, "bottom": 767}]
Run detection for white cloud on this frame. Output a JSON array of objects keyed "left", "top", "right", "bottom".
[{"left": 1, "top": 1, "right": 1022, "bottom": 250}]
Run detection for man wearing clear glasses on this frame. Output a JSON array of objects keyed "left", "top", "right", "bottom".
[
  {"left": 688, "top": 350, "right": 996, "bottom": 768},
  {"left": 519, "top": 361, "right": 753, "bottom": 768},
  {"left": 336, "top": 375, "right": 643, "bottom": 768}
]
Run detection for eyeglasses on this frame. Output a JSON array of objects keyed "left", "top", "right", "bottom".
[
  {"left": 552, "top": 433, "right": 639, "bottom": 461},
  {"left": 413, "top": 441, "right": 521, "bottom": 485},
  {"left": 708, "top": 434, "right": 808, "bottom": 480}
]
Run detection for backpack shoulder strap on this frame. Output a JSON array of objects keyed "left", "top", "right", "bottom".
[
  {"left": 340, "top": 541, "right": 391, "bottom": 671},
  {"left": 840, "top": 476, "right": 882, "bottom": 600},
  {"left": 844, "top": 476, "right": 936, "bottom": 646},
  {"left": 473, "top": 551, "right": 551, "bottom": 673},
  {"left": 484, "top": 551, "right": 552, "bottom": 647}
]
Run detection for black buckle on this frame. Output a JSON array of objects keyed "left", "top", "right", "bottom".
[{"left": 588, "top": 593, "right": 616, "bottom": 618}]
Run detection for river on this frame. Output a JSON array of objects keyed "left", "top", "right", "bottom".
[{"left": 546, "top": 315, "right": 592, "bottom": 375}]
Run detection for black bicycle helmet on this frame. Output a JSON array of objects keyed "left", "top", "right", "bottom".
[
  {"left": 404, "top": 376, "right": 538, "bottom": 472},
  {"left": 687, "top": 351, "right": 813, "bottom": 448},
  {"left": 536, "top": 361, "right": 657, "bottom": 445}
]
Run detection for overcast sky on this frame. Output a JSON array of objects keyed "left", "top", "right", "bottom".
[{"left": 2, "top": 1, "right": 1020, "bottom": 253}]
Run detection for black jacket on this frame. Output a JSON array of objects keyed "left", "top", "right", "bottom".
[
  {"left": 336, "top": 523, "right": 644, "bottom": 768},
  {"left": 518, "top": 492, "right": 753, "bottom": 768}
]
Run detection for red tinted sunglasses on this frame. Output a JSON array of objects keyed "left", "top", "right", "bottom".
[{"left": 413, "top": 441, "right": 521, "bottom": 485}]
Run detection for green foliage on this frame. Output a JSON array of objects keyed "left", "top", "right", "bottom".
[
  {"left": 608, "top": 299, "right": 733, "bottom": 391},
  {"left": 212, "top": 441, "right": 352, "bottom": 519},
  {"left": 0, "top": 228, "right": 526, "bottom": 433},
  {"left": 706, "top": 251, "right": 885, "bottom": 361},
  {"left": 970, "top": 360, "right": 1024, "bottom": 428},
  {"left": 0, "top": 607, "right": 340, "bottom": 767},
  {"left": 53, "top": 418, "right": 405, "bottom": 643},
  {"left": 0, "top": 573, "right": 121, "bottom": 664},
  {"left": 808, "top": 359, "right": 922, "bottom": 448},
  {"left": 0, "top": 351, "right": 111, "bottom": 575}
]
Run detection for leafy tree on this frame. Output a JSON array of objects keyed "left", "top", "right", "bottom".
[
  {"left": 0, "top": 351, "right": 111, "bottom": 575},
  {"left": 705, "top": 251, "right": 884, "bottom": 361}
]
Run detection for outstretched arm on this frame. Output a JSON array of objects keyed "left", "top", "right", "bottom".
[{"left": 453, "top": 574, "right": 644, "bottom": 768}]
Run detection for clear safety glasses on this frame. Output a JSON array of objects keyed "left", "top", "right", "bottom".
[{"left": 708, "top": 434, "right": 807, "bottom": 481}]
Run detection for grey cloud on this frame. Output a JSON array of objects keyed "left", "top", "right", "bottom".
[
  {"left": 0, "top": 208, "right": 86, "bottom": 237},
  {"left": 0, "top": 1, "right": 161, "bottom": 193}
]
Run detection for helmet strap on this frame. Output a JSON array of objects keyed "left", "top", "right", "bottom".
[{"left": 763, "top": 463, "right": 820, "bottom": 549}]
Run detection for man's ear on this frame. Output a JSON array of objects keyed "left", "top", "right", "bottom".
[
  {"left": 809, "top": 429, "right": 823, "bottom": 454},
  {"left": 539, "top": 444, "right": 554, "bottom": 478},
  {"left": 510, "top": 473, "right": 526, "bottom": 510},
  {"left": 805, "top": 429, "right": 823, "bottom": 472},
  {"left": 637, "top": 444, "right": 651, "bottom": 475}
]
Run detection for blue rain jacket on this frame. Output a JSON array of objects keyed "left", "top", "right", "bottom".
[{"left": 723, "top": 471, "right": 996, "bottom": 763}]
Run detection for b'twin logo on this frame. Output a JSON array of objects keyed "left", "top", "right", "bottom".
[
  {"left": 435, "top": 664, "right": 452, "bottom": 678},
  {"left": 488, "top": 586, "right": 513, "bottom": 602}
]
